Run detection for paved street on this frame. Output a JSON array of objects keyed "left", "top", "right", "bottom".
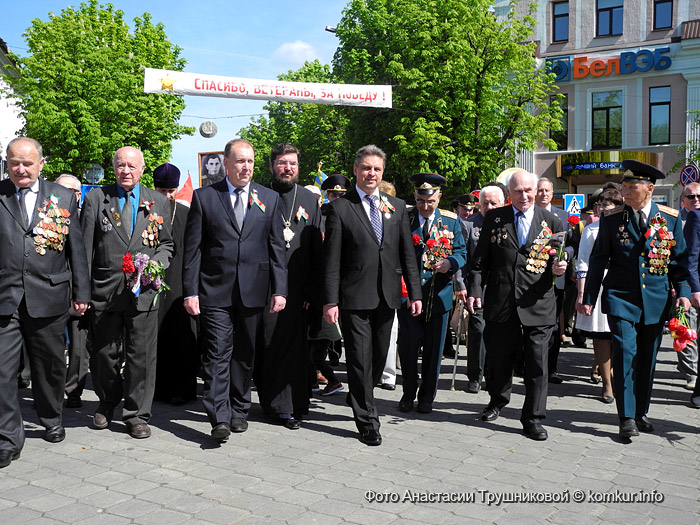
[{"left": 2, "top": 335, "right": 699, "bottom": 524}]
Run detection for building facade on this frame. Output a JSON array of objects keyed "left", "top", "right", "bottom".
[
  {"left": 500, "top": 0, "right": 700, "bottom": 207},
  {"left": 0, "top": 38, "right": 24, "bottom": 177}
]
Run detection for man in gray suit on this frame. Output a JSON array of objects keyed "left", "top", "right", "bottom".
[
  {"left": 0, "top": 137, "right": 90, "bottom": 468},
  {"left": 81, "top": 146, "right": 174, "bottom": 439}
]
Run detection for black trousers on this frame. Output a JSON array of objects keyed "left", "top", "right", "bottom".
[
  {"left": 199, "top": 293, "right": 263, "bottom": 426},
  {"left": 484, "top": 313, "right": 552, "bottom": 422},
  {"left": 89, "top": 304, "right": 158, "bottom": 425},
  {"left": 65, "top": 313, "right": 90, "bottom": 400},
  {"left": 466, "top": 305, "right": 486, "bottom": 383},
  {"left": 340, "top": 299, "right": 394, "bottom": 433},
  {"left": 0, "top": 299, "right": 69, "bottom": 453}
]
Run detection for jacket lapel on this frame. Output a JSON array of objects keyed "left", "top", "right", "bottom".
[
  {"left": 214, "top": 180, "right": 241, "bottom": 234},
  {"left": 104, "top": 186, "right": 130, "bottom": 245},
  {"left": 0, "top": 180, "right": 26, "bottom": 229},
  {"left": 348, "top": 189, "right": 378, "bottom": 245}
]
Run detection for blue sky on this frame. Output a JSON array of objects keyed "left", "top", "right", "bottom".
[{"left": 0, "top": 0, "right": 349, "bottom": 187}]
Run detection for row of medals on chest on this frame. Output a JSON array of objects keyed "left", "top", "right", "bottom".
[
  {"left": 102, "top": 208, "right": 162, "bottom": 247},
  {"left": 490, "top": 222, "right": 551, "bottom": 274},
  {"left": 616, "top": 222, "right": 674, "bottom": 274},
  {"left": 33, "top": 208, "right": 70, "bottom": 254}
]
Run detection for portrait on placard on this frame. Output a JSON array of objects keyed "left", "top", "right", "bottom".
[{"left": 199, "top": 151, "right": 225, "bottom": 187}]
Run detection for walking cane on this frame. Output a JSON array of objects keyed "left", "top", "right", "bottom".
[{"left": 450, "top": 300, "right": 465, "bottom": 391}]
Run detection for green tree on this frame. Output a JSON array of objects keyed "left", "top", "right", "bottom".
[
  {"left": 240, "top": 60, "right": 351, "bottom": 186},
  {"left": 333, "top": 0, "right": 562, "bottom": 194},
  {"left": 1, "top": 0, "right": 194, "bottom": 186}
]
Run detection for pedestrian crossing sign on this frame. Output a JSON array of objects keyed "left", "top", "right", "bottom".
[{"left": 564, "top": 194, "right": 584, "bottom": 217}]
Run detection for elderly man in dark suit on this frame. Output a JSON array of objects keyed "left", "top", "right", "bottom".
[
  {"left": 323, "top": 144, "right": 422, "bottom": 446},
  {"left": 582, "top": 160, "right": 690, "bottom": 438},
  {"left": 0, "top": 137, "right": 90, "bottom": 468},
  {"left": 82, "top": 146, "right": 174, "bottom": 439},
  {"left": 468, "top": 170, "right": 568, "bottom": 441},
  {"left": 183, "top": 138, "right": 287, "bottom": 444}
]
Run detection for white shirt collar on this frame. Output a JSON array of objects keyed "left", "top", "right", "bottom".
[
  {"left": 16, "top": 179, "right": 40, "bottom": 194},
  {"left": 356, "top": 185, "right": 379, "bottom": 201},
  {"left": 513, "top": 204, "right": 535, "bottom": 221},
  {"left": 226, "top": 178, "right": 250, "bottom": 195}
]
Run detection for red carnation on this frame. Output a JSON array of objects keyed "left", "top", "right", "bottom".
[
  {"left": 568, "top": 215, "right": 580, "bottom": 226},
  {"left": 122, "top": 253, "right": 135, "bottom": 274},
  {"left": 439, "top": 236, "right": 450, "bottom": 246},
  {"left": 668, "top": 318, "right": 680, "bottom": 332},
  {"left": 401, "top": 277, "right": 408, "bottom": 298},
  {"left": 426, "top": 239, "right": 438, "bottom": 249},
  {"left": 412, "top": 234, "right": 421, "bottom": 246}
]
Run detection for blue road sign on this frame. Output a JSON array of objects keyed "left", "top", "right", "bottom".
[
  {"left": 564, "top": 194, "right": 584, "bottom": 216},
  {"left": 681, "top": 164, "right": 699, "bottom": 186}
]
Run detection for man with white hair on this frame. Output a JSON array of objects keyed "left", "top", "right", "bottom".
[
  {"left": 461, "top": 184, "right": 505, "bottom": 394},
  {"left": 468, "top": 170, "right": 568, "bottom": 441}
]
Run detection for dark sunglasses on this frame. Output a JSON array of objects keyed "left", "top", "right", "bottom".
[{"left": 684, "top": 194, "right": 700, "bottom": 200}]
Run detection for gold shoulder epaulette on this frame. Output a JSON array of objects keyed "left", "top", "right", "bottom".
[
  {"left": 602, "top": 205, "right": 624, "bottom": 217},
  {"left": 657, "top": 204, "right": 679, "bottom": 217},
  {"left": 439, "top": 209, "right": 457, "bottom": 219}
]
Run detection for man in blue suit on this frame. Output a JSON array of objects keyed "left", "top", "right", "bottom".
[
  {"left": 397, "top": 173, "right": 466, "bottom": 414},
  {"left": 582, "top": 159, "right": 691, "bottom": 438},
  {"left": 183, "top": 139, "right": 287, "bottom": 444}
]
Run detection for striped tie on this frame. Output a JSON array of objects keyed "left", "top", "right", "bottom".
[{"left": 365, "top": 194, "right": 383, "bottom": 243}]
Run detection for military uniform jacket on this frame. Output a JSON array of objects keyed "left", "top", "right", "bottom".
[
  {"left": 468, "top": 205, "right": 563, "bottom": 326},
  {"left": 406, "top": 207, "right": 466, "bottom": 314},
  {"left": 583, "top": 202, "right": 690, "bottom": 325},
  {"left": 81, "top": 184, "right": 174, "bottom": 312},
  {"left": 0, "top": 179, "right": 90, "bottom": 317}
]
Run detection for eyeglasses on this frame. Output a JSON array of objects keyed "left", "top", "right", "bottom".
[
  {"left": 275, "top": 161, "right": 298, "bottom": 167},
  {"left": 684, "top": 194, "right": 700, "bottom": 200}
]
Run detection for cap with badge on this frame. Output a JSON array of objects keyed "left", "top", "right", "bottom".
[
  {"left": 455, "top": 194, "right": 477, "bottom": 209},
  {"left": 321, "top": 174, "right": 350, "bottom": 194},
  {"left": 620, "top": 159, "right": 665, "bottom": 184},
  {"left": 153, "top": 163, "right": 181, "bottom": 189},
  {"left": 409, "top": 172, "right": 446, "bottom": 195}
]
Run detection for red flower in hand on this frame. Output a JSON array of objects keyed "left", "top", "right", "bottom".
[
  {"left": 568, "top": 215, "right": 580, "bottom": 226},
  {"left": 439, "top": 236, "right": 450, "bottom": 246},
  {"left": 122, "top": 253, "right": 135, "bottom": 274},
  {"left": 426, "top": 239, "right": 438, "bottom": 249},
  {"left": 412, "top": 234, "right": 421, "bottom": 245}
]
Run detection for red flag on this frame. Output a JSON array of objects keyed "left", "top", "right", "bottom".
[{"left": 175, "top": 172, "right": 194, "bottom": 207}]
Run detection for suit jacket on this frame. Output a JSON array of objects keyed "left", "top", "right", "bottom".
[
  {"left": 323, "top": 188, "right": 421, "bottom": 310},
  {"left": 584, "top": 203, "right": 690, "bottom": 324},
  {"left": 405, "top": 207, "right": 466, "bottom": 314},
  {"left": 684, "top": 209, "right": 700, "bottom": 294},
  {"left": 183, "top": 180, "right": 287, "bottom": 309},
  {"left": 454, "top": 213, "right": 483, "bottom": 292},
  {"left": 0, "top": 179, "right": 90, "bottom": 317},
  {"left": 468, "top": 205, "right": 563, "bottom": 326},
  {"left": 82, "top": 183, "right": 174, "bottom": 312}
]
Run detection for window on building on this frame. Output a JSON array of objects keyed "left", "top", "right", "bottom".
[
  {"left": 649, "top": 86, "right": 670, "bottom": 145},
  {"left": 597, "top": 0, "right": 623, "bottom": 37},
  {"left": 653, "top": 0, "right": 672, "bottom": 30},
  {"left": 552, "top": 2, "right": 569, "bottom": 42},
  {"left": 550, "top": 94, "right": 568, "bottom": 150},
  {"left": 592, "top": 91, "right": 622, "bottom": 149}
]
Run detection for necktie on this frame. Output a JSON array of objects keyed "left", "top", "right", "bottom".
[
  {"left": 422, "top": 218, "right": 430, "bottom": 240},
  {"left": 233, "top": 187, "right": 245, "bottom": 229},
  {"left": 18, "top": 187, "right": 30, "bottom": 228},
  {"left": 122, "top": 190, "right": 132, "bottom": 236},
  {"left": 637, "top": 210, "right": 647, "bottom": 231},
  {"left": 365, "top": 194, "right": 383, "bottom": 243},
  {"left": 516, "top": 210, "right": 527, "bottom": 247}
]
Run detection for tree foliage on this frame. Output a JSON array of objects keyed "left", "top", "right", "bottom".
[
  {"left": 241, "top": 60, "right": 351, "bottom": 186},
  {"left": 332, "top": 0, "right": 562, "bottom": 194},
  {"left": 1, "top": 0, "right": 194, "bottom": 185}
]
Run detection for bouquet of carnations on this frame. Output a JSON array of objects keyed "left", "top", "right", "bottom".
[
  {"left": 122, "top": 252, "right": 170, "bottom": 307},
  {"left": 412, "top": 234, "right": 453, "bottom": 271},
  {"left": 668, "top": 306, "right": 697, "bottom": 352}
]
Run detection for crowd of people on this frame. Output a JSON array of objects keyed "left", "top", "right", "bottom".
[{"left": 1, "top": 135, "right": 698, "bottom": 469}]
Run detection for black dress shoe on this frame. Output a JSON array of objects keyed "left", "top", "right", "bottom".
[
  {"left": 481, "top": 406, "right": 500, "bottom": 422},
  {"left": 548, "top": 373, "right": 564, "bottom": 384},
  {"left": 93, "top": 407, "right": 113, "bottom": 430},
  {"left": 65, "top": 396, "right": 82, "bottom": 408},
  {"left": 522, "top": 420, "right": 548, "bottom": 441},
  {"left": 416, "top": 402, "right": 432, "bottom": 414},
  {"left": 211, "top": 423, "right": 231, "bottom": 443},
  {"left": 619, "top": 418, "right": 639, "bottom": 438},
  {"left": 398, "top": 399, "right": 413, "bottom": 412},
  {"left": 230, "top": 418, "right": 248, "bottom": 433},
  {"left": 127, "top": 423, "right": 151, "bottom": 439},
  {"left": 284, "top": 418, "right": 301, "bottom": 430},
  {"left": 635, "top": 416, "right": 654, "bottom": 433},
  {"left": 380, "top": 383, "right": 396, "bottom": 391},
  {"left": 44, "top": 425, "right": 66, "bottom": 443},
  {"left": 360, "top": 429, "right": 382, "bottom": 446},
  {"left": 601, "top": 395, "right": 615, "bottom": 404},
  {"left": 0, "top": 450, "right": 20, "bottom": 468},
  {"left": 466, "top": 381, "right": 480, "bottom": 394}
]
